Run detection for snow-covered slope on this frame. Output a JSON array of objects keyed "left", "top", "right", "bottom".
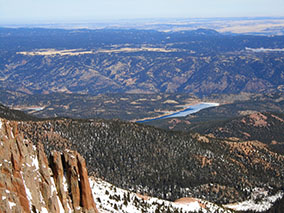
[
  {"left": 90, "top": 177, "right": 232, "bottom": 213},
  {"left": 90, "top": 177, "right": 284, "bottom": 212},
  {"left": 224, "top": 188, "right": 284, "bottom": 212}
]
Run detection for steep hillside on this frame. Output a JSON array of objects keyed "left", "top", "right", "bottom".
[
  {"left": 17, "top": 117, "right": 284, "bottom": 206},
  {"left": 0, "top": 103, "right": 38, "bottom": 121},
  {"left": 90, "top": 178, "right": 233, "bottom": 213},
  {"left": 0, "top": 118, "right": 232, "bottom": 212},
  {"left": 198, "top": 112, "right": 284, "bottom": 155},
  {"left": 1, "top": 105, "right": 284, "bottom": 212},
  {"left": 1, "top": 28, "right": 284, "bottom": 95}
]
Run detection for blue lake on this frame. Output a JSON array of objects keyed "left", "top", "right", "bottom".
[{"left": 136, "top": 102, "right": 219, "bottom": 123}]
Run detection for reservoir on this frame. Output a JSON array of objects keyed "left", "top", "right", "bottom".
[{"left": 136, "top": 102, "right": 219, "bottom": 123}]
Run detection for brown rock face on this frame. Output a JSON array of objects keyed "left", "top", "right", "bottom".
[
  {"left": 0, "top": 119, "right": 98, "bottom": 212},
  {"left": 63, "top": 151, "right": 81, "bottom": 211},
  {"left": 51, "top": 150, "right": 70, "bottom": 211},
  {"left": 77, "top": 154, "right": 98, "bottom": 212},
  {"left": 37, "top": 143, "right": 61, "bottom": 212},
  {"left": 0, "top": 120, "right": 31, "bottom": 212},
  {"left": 10, "top": 152, "right": 31, "bottom": 213}
]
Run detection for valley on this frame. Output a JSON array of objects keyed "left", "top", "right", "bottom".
[
  {"left": 1, "top": 28, "right": 284, "bottom": 96},
  {"left": 1, "top": 25, "right": 284, "bottom": 212}
]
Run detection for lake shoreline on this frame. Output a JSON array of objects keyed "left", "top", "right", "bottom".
[{"left": 136, "top": 102, "right": 219, "bottom": 123}]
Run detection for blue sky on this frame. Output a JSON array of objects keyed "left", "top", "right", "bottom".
[{"left": 1, "top": 0, "right": 284, "bottom": 23}]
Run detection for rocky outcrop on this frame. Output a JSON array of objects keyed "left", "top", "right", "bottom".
[
  {"left": 0, "top": 119, "right": 98, "bottom": 212},
  {"left": 77, "top": 154, "right": 98, "bottom": 211}
]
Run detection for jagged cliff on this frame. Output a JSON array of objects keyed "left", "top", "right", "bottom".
[{"left": 0, "top": 119, "right": 98, "bottom": 213}]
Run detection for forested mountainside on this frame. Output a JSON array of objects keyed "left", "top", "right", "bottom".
[
  {"left": 0, "top": 103, "right": 39, "bottom": 121},
  {"left": 0, "top": 105, "right": 234, "bottom": 213},
  {"left": 197, "top": 112, "right": 284, "bottom": 154},
  {"left": 1, "top": 104, "right": 284, "bottom": 212},
  {"left": 1, "top": 28, "right": 284, "bottom": 96},
  {"left": 0, "top": 117, "right": 238, "bottom": 213},
  {"left": 18, "top": 118, "right": 284, "bottom": 205}
]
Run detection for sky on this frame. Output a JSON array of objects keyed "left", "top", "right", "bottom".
[{"left": 1, "top": 0, "right": 284, "bottom": 23}]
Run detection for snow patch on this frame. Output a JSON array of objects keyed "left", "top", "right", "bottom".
[
  {"left": 66, "top": 201, "right": 72, "bottom": 212},
  {"left": 23, "top": 139, "right": 29, "bottom": 144},
  {"left": 31, "top": 155, "right": 39, "bottom": 171},
  {"left": 21, "top": 172, "right": 32, "bottom": 211},
  {"left": 224, "top": 189, "right": 284, "bottom": 212},
  {"left": 56, "top": 194, "right": 65, "bottom": 213},
  {"left": 89, "top": 177, "right": 230, "bottom": 213},
  {"left": 49, "top": 176, "right": 57, "bottom": 195},
  {"left": 50, "top": 175, "right": 68, "bottom": 213},
  {"left": 41, "top": 207, "right": 49, "bottom": 213},
  {"left": 8, "top": 201, "right": 16, "bottom": 209},
  {"left": 63, "top": 174, "right": 72, "bottom": 212},
  {"left": 175, "top": 201, "right": 200, "bottom": 212},
  {"left": 63, "top": 175, "right": 68, "bottom": 192},
  {"left": 39, "top": 188, "right": 46, "bottom": 206},
  {"left": 10, "top": 129, "right": 14, "bottom": 138},
  {"left": 0, "top": 120, "right": 2, "bottom": 129}
]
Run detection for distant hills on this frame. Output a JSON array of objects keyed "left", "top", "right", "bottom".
[
  {"left": 3, "top": 17, "right": 284, "bottom": 35},
  {"left": 199, "top": 112, "right": 284, "bottom": 155},
  {"left": 0, "top": 28, "right": 284, "bottom": 96}
]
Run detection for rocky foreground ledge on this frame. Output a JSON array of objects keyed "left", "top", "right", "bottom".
[{"left": 0, "top": 119, "right": 98, "bottom": 212}]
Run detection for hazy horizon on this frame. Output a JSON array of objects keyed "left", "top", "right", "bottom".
[{"left": 1, "top": 0, "right": 284, "bottom": 24}]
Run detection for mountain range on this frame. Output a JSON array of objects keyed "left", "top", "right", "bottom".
[
  {"left": 1, "top": 26, "right": 284, "bottom": 212},
  {"left": 1, "top": 28, "right": 284, "bottom": 95}
]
